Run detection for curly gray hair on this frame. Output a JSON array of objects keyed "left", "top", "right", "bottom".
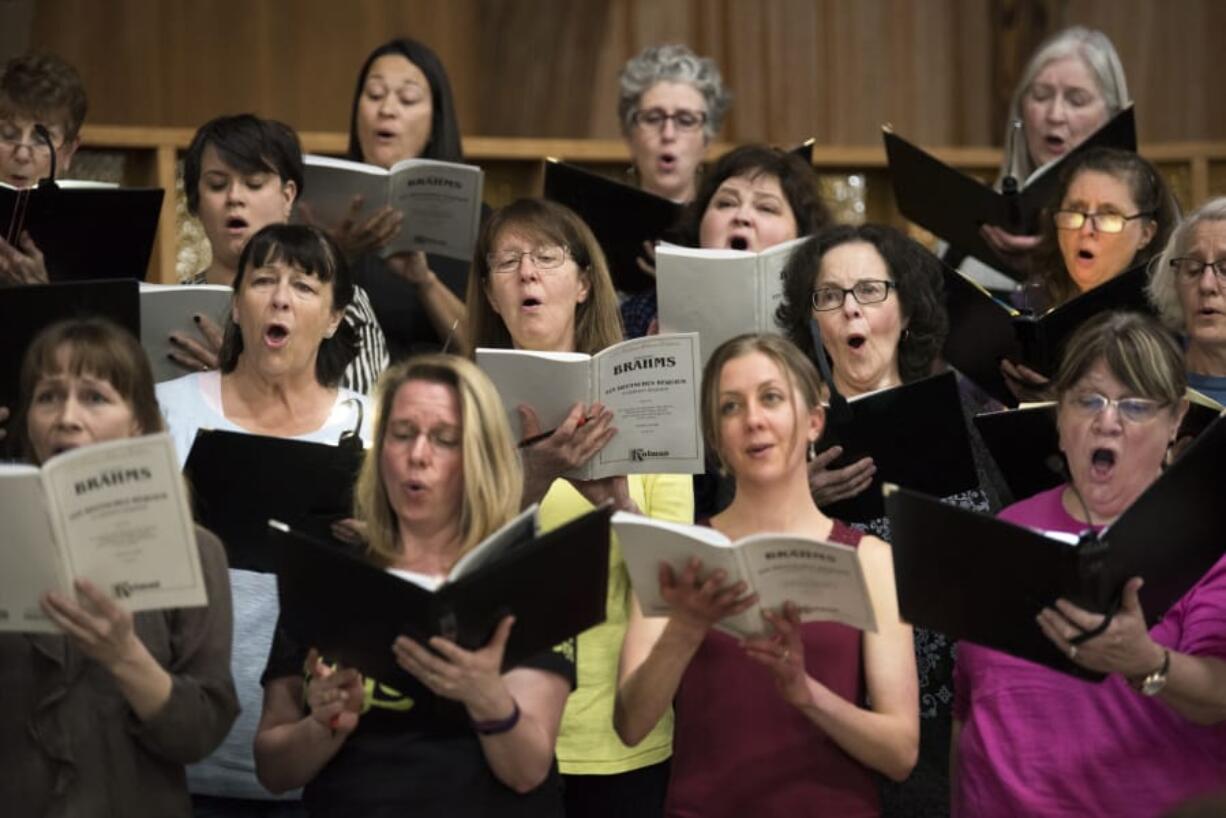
[
  {"left": 617, "top": 43, "right": 731, "bottom": 140},
  {"left": 1147, "top": 196, "right": 1226, "bottom": 333}
]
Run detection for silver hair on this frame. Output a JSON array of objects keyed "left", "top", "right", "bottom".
[
  {"left": 1148, "top": 197, "right": 1226, "bottom": 332},
  {"left": 617, "top": 43, "right": 731, "bottom": 140},
  {"left": 998, "top": 27, "right": 1130, "bottom": 183}
]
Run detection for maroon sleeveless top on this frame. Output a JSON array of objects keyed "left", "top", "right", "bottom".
[{"left": 665, "top": 519, "right": 879, "bottom": 818}]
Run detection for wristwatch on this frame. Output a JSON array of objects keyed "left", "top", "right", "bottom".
[{"left": 1133, "top": 649, "right": 1171, "bottom": 696}]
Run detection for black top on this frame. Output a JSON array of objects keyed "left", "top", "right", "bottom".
[
  {"left": 263, "top": 619, "right": 575, "bottom": 818},
  {"left": 352, "top": 251, "right": 469, "bottom": 362}
]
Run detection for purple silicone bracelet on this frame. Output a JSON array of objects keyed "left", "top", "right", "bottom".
[{"left": 470, "top": 699, "right": 521, "bottom": 735}]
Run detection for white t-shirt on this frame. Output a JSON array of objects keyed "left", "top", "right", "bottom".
[
  {"left": 156, "top": 369, "right": 372, "bottom": 800},
  {"left": 156, "top": 369, "right": 372, "bottom": 465}
]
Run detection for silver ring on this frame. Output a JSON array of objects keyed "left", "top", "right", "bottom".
[{"left": 1068, "top": 644, "right": 1078, "bottom": 660}]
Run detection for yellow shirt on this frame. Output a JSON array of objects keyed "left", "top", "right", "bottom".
[{"left": 539, "top": 473, "right": 693, "bottom": 775}]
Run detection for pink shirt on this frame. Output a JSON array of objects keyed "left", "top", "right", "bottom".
[{"left": 954, "top": 486, "right": 1226, "bottom": 817}]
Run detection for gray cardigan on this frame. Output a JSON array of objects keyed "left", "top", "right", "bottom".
[{"left": 0, "top": 526, "right": 238, "bottom": 817}]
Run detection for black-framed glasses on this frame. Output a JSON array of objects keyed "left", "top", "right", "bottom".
[
  {"left": 1170, "top": 257, "right": 1226, "bottom": 283},
  {"left": 1065, "top": 392, "right": 1166, "bottom": 423},
  {"left": 1053, "top": 210, "right": 1152, "bottom": 234},
  {"left": 485, "top": 245, "right": 570, "bottom": 275},
  {"left": 630, "top": 108, "right": 708, "bottom": 132},
  {"left": 811, "top": 280, "right": 896, "bottom": 312}
]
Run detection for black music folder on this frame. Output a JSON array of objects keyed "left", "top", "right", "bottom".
[
  {"left": 972, "top": 403, "right": 1063, "bottom": 502},
  {"left": 884, "top": 416, "right": 1226, "bottom": 679},
  {"left": 270, "top": 505, "right": 611, "bottom": 679},
  {"left": 975, "top": 392, "right": 1224, "bottom": 502},
  {"left": 0, "top": 184, "right": 164, "bottom": 281},
  {"left": 943, "top": 263, "right": 1153, "bottom": 406},
  {"left": 0, "top": 278, "right": 140, "bottom": 410},
  {"left": 183, "top": 429, "right": 365, "bottom": 572},
  {"left": 817, "top": 371, "right": 979, "bottom": 523},
  {"left": 790, "top": 138, "right": 815, "bottom": 165},
  {"left": 885, "top": 106, "right": 1136, "bottom": 274},
  {"left": 542, "top": 159, "right": 683, "bottom": 293}
]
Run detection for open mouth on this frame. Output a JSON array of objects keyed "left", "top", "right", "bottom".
[
  {"left": 729, "top": 236, "right": 749, "bottom": 251},
  {"left": 1044, "top": 134, "right": 1067, "bottom": 152},
  {"left": 1090, "top": 447, "right": 1116, "bottom": 479},
  {"left": 405, "top": 480, "right": 427, "bottom": 494},
  {"left": 264, "top": 323, "right": 290, "bottom": 348},
  {"left": 658, "top": 152, "right": 677, "bottom": 170},
  {"left": 225, "top": 216, "right": 249, "bottom": 232},
  {"left": 376, "top": 128, "right": 397, "bottom": 140},
  {"left": 847, "top": 334, "right": 867, "bottom": 350},
  {"left": 521, "top": 296, "right": 543, "bottom": 309}
]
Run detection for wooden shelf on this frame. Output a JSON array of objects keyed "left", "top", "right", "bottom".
[{"left": 75, "top": 125, "right": 1226, "bottom": 282}]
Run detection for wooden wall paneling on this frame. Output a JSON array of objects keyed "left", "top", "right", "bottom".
[
  {"left": 720, "top": 1, "right": 769, "bottom": 143},
  {"left": 473, "top": 0, "right": 615, "bottom": 137},
  {"left": 949, "top": 0, "right": 994, "bottom": 145},
  {"left": 763, "top": 0, "right": 821, "bottom": 149}
]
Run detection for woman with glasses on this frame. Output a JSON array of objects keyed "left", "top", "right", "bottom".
[
  {"left": 953, "top": 311, "right": 1226, "bottom": 817},
  {"left": 968, "top": 27, "right": 1131, "bottom": 290},
  {"left": 1148, "top": 197, "right": 1226, "bottom": 405},
  {"left": 467, "top": 197, "right": 693, "bottom": 817},
  {"left": 0, "top": 53, "right": 87, "bottom": 284},
  {"left": 1001, "top": 147, "right": 1177, "bottom": 399},
  {"left": 777, "top": 223, "right": 1006, "bottom": 817},
  {"left": 617, "top": 44, "right": 730, "bottom": 206},
  {"left": 617, "top": 44, "right": 731, "bottom": 338}
]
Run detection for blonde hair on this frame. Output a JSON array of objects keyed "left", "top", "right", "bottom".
[
  {"left": 701, "top": 333, "right": 823, "bottom": 475},
  {"left": 355, "top": 354, "right": 523, "bottom": 567},
  {"left": 466, "top": 198, "right": 623, "bottom": 355},
  {"left": 1052, "top": 311, "right": 1186, "bottom": 409},
  {"left": 999, "top": 26, "right": 1130, "bottom": 183},
  {"left": 1148, "top": 196, "right": 1226, "bottom": 333}
]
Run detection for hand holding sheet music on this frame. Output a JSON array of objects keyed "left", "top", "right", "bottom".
[{"left": 0, "top": 229, "right": 48, "bottom": 284}]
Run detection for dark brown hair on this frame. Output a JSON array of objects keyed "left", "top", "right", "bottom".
[
  {"left": 675, "top": 144, "right": 830, "bottom": 246},
  {"left": 219, "top": 224, "right": 357, "bottom": 386},
  {"left": 776, "top": 224, "right": 948, "bottom": 384},
  {"left": 1031, "top": 148, "right": 1178, "bottom": 308},
  {"left": 0, "top": 53, "right": 88, "bottom": 140}
]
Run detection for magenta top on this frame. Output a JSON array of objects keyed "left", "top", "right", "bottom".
[
  {"left": 954, "top": 486, "right": 1226, "bottom": 817},
  {"left": 666, "top": 519, "right": 880, "bottom": 818}
]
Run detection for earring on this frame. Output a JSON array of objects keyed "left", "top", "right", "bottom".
[
  {"left": 807, "top": 439, "right": 817, "bottom": 462},
  {"left": 901, "top": 328, "right": 911, "bottom": 342}
]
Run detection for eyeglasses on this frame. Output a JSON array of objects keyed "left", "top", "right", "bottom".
[
  {"left": 1170, "top": 257, "right": 1226, "bottom": 283},
  {"left": 811, "top": 280, "right": 896, "bottom": 312},
  {"left": 1065, "top": 392, "right": 1166, "bottom": 423},
  {"left": 1053, "top": 210, "right": 1152, "bottom": 234},
  {"left": 486, "top": 245, "right": 571, "bottom": 275},
  {"left": 630, "top": 108, "right": 708, "bottom": 132},
  {"left": 0, "top": 123, "right": 64, "bottom": 156}
]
